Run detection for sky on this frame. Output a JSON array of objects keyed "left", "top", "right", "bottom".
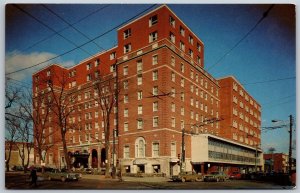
[{"left": 3, "top": 3, "right": 297, "bottom": 155}]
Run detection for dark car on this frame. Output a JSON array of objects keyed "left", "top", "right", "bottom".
[
  {"left": 44, "top": 169, "right": 80, "bottom": 182},
  {"left": 204, "top": 171, "right": 228, "bottom": 182},
  {"left": 84, "top": 168, "right": 92, "bottom": 174},
  {"left": 171, "top": 172, "right": 203, "bottom": 182}
]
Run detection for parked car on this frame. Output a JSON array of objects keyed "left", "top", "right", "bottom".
[
  {"left": 84, "top": 168, "right": 92, "bottom": 174},
  {"left": 171, "top": 172, "right": 203, "bottom": 182},
  {"left": 204, "top": 171, "right": 228, "bottom": 182},
  {"left": 44, "top": 169, "right": 80, "bottom": 182},
  {"left": 229, "top": 171, "right": 242, "bottom": 180}
]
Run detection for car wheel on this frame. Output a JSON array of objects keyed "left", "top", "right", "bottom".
[
  {"left": 61, "top": 176, "right": 66, "bottom": 182},
  {"left": 48, "top": 176, "right": 51, "bottom": 181},
  {"left": 181, "top": 178, "right": 186, "bottom": 182},
  {"left": 196, "top": 177, "right": 201, "bottom": 182}
]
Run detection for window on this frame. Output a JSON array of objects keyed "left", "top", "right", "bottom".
[
  {"left": 95, "top": 59, "right": 100, "bottom": 67},
  {"left": 86, "top": 63, "right": 91, "bottom": 70},
  {"left": 138, "top": 105, "right": 143, "bottom": 115},
  {"left": 169, "top": 32, "right": 175, "bottom": 43},
  {"left": 171, "top": 56, "right": 175, "bottom": 66},
  {"left": 149, "top": 15, "right": 158, "bottom": 26},
  {"left": 171, "top": 117, "right": 175, "bottom": 127},
  {"left": 180, "top": 26, "right": 185, "bottom": 36},
  {"left": 124, "top": 43, "right": 131, "bottom": 53},
  {"left": 149, "top": 31, "right": 158, "bottom": 43},
  {"left": 153, "top": 101, "right": 158, "bottom": 112},
  {"left": 137, "top": 91, "right": 143, "bottom": 100},
  {"left": 135, "top": 137, "right": 145, "bottom": 158},
  {"left": 47, "top": 70, "right": 51, "bottom": 76},
  {"left": 197, "top": 56, "right": 201, "bottom": 65},
  {"left": 137, "top": 60, "right": 143, "bottom": 73},
  {"left": 171, "top": 142, "right": 176, "bottom": 157},
  {"left": 171, "top": 102, "right": 175, "bottom": 112},
  {"left": 137, "top": 119, "right": 143, "bottom": 129},
  {"left": 124, "top": 122, "right": 128, "bottom": 132},
  {"left": 124, "top": 28, "right": 131, "bottom": 39},
  {"left": 171, "top": 88, "right": 175, "bottom": 97},
  {"left": 153, "top": 86, "right": 158, "bottom": 96},
  {"left": 197, "top": 43, "right": 201, "bottom": 52},
  {"left": 180, "top": 92, "right": 184, "bottom": 101},
  {"left": 152, "top": 55, "right": 158, "bottom": 65},
  {"left": 110, "top": 65, "right": 115, "bottom": 72},
  {"left": 110, "top": 52, "right": 116, "bottom": 60},
  {"left": 152, "top": 143, "right": 159, "bottom": 157},
  {"left": 137, "top": 76, "right": 142, "bottom": 85},
  {"left": 153, "top": 117, "right": 158, "bottom": 127},
  {"left": 181, "top": 107, "right": 184, "bottom": 116},
  {"left": 188, "top": 35, "right": 194, "bottom": 45},
  {"left": 191, "top": 98, "right": 194, "bottom": 106},
  {"left": 123, "top": 66, "right": 128, "bottom": 76},
  {"left": 189, "top": 49, "right": 193, "bottom": 58},
  {"left": 123, "top": 80, "right": 128, "bottom": 89},
  {"left": 180, "top": 41, "right": 185, "bottom": 51},
  {"left": 190, "top": 85, "right": 194, "bottom": 93},
  {"left": 191, "top": 111, "right": 194, "bottom": 119},
  {"left": 124, "top": 146, "right": 130, "bottom": 158},
  {"left": 124, "top": 95, "right": 128, "bottom": 103},
  {"left": 181, "top": 63, "right": 185, "bottom": 73},
  {"left": 169, "top": 16, "right": 175, "bottom": 27},
  {"left": 87, "top": 74, "right": 91, "bottom": 81},
  {"left": 196, "top": 100, "right": 199, "bottom": 108},
  {"left": 180, "top": 78, "right": 184, "bottom": 87},
  {"left": 94, "top": 71, "right": 99, "bottom": 78},
  {"left": 171, "top": 71, "right": 175, "bottom": 82},
  {"left": 152, "top": 70, "right": 158, "bottom": 81},
  {"left": 124, "top": 108, "right": 128, "bottom": 117}
]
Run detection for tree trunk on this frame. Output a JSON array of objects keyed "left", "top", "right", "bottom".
[
  {"left": 61, "top": 132, "right": 71, "bottom": 171},
  {"left": 104, "top": 119, "right": 111, "bottom": 178}
]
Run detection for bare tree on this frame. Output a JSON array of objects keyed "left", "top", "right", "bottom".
[
  {"left": 46, "top": 71, "right": 77, "bottom": 171},
  {"left": 93, "top": 72, "right": 119, "bottom": 178},
  {"left": 5, "top": 84, "right": 21, "bottom": 171}
]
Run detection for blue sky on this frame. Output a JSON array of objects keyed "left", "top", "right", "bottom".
[{"left": 4, "top": 4, "right": 296, "bottom": 155}]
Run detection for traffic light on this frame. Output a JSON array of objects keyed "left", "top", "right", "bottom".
[{"left": 177, "top": 154, "right": 181, "bottom": 164}]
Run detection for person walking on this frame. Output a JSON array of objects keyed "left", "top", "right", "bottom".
[{"left": 29, "top": 167, "right": 37, "bottom": 187}]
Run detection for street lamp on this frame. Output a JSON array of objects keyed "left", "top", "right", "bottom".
[{"left": 271, "top": 115, "right": 293, "bottom": 176}]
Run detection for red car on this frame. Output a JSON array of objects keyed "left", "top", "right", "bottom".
[{"left": 229, "top": 172, "right": 242, "bottom": 180}]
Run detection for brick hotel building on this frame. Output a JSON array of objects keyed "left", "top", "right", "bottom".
[{"left": 32, "top": 5, "right": 263, "bottom": 176}]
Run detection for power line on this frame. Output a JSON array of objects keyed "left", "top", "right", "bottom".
[
  {"left": 41, "top": 4, "right": 106, "bottom": 51},
  {"left": 12, "top": 4, "right": 93, "bottom": 57},
  {"left": 6, "top": 5, "right": 110, "bottom": 62},
  {"left": 6, "top": 4, "right": 158, "bottom": 76},
  {"left": 206, "top": 4, "right": 275, "bottom": 72},
  {"left": 242, "top": 76, "right": 295, "bottom": 86}
]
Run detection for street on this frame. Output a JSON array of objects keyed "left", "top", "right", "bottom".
[{"left": 5, "top": 172, "right": 294, "bottom": 190}]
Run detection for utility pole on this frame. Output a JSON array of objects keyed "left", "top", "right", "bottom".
[
  {"left": 180, "top": 128, "right": 185, "bottom": 173},
  {"left": 288, "top": 115, "right": 293, "bottom": 175}
]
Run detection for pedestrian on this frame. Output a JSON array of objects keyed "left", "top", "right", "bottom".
[{"left": 29, "top": 167, "right": 37, "bottom": 187}]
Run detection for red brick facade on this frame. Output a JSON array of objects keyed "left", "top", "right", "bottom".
[{"left": 32, "top": 5, "right": 261, "bottom": 176}]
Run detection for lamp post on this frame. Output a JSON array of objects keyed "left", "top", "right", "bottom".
[{"left": 272, "top": 115, "right": 293, "bottom": 175}]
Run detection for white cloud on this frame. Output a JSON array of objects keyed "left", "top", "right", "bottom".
[{"left": 5, "top": 51, "right": 75, "bottom": 81}]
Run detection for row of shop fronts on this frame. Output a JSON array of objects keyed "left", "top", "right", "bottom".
[{"left": 45, "top": 134, "right": 263, "bottom": 177}]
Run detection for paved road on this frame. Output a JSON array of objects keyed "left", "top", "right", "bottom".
[{"left": 5, "top": 172, "right": 294, "bottom": 190}]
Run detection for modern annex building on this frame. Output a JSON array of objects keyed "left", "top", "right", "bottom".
[{"left": 32, "top": 5, "right": 262, "bottom": 176}]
